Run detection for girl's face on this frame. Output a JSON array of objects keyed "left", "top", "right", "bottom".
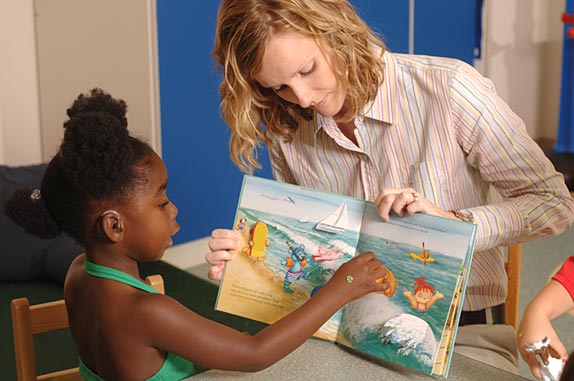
[
  {"left": 414, "top": 288, "right": 432, "bottom": 303},
  {"left": 255, "top": 31, "right": 347, "bottom": 118},
  {"left": 123, "top": 153, "right": 179, "bottom": 261}
]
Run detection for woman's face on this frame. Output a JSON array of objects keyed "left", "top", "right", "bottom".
[{"left": 254, "top": 31, "right": 347, "bottom": 118}]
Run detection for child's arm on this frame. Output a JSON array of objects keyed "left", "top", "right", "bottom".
[
  {"left": 402, "top": 290, "right": 417, "bottom": 308},
  {"left": 518, "top": 279, "right": 574, "bottom": 379},
  {"left": 426, "top": 291, "right": 444, "bottom": 309},
  {"left": 145, "top": 251, "right": 390, "bottom": 372}
]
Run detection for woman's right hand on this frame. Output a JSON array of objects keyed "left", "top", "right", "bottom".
[
  {"left": 205, "top": 228, "right": 240, "bottom": 280},
  {"left": 322, "top": 252, "right": 390, "bottom": 304}
]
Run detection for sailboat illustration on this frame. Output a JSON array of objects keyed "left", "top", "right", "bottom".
[{"left": 315, "top": 202, "right": 348, "bottom": 233}]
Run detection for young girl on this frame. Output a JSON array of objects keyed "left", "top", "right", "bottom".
[{"left": 4, "top": 88, "right": 389, "bottom": 380}]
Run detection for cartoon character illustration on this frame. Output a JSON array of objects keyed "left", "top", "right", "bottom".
[
  {"left": 282, "top": 241, "right": 308, "bottom": 293},
  {"left": 246, "top": 221, "right": 269, "bottom": 261},
  {"left": 409, "top": 242, "right": 436, "bottom": 265},
  {"left": 403, "top": 277, "right": 443, "bottom": 312},
  {"left": 312, "top": 244, "right": 344, "bottom": 262},
  {"left": 235, "top": 217, "right": 247, "bottom": 232},
  {"left": 525, "top": 337, "right": 565, "bottom": 381}
]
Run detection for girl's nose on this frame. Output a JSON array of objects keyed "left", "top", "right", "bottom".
[{"left": 169, "top": 202, "right": 178, "bottom": 218}]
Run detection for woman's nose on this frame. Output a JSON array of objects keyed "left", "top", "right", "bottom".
[{"left": 291, "top": 85, "right": 311, "bottom": 108}]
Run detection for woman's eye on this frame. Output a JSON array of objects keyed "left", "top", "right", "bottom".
[
  {"left": 273, "top": 85, "right": 287, "bottom": 93},
  {"left": 159, "top": 201, "right": 170, "bottom": 208},
  {"left": 301, "top": 63, "right": 315, "bottom": 76}
]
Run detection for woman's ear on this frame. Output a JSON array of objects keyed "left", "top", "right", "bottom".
[{"left": 98, "top": 210, "right": 124, "bottom": 242}]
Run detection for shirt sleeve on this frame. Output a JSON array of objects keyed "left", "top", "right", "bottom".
[
  {"left": 552, "top": 256, "right": 574, "bottom": 301},
  {"left": 450, "top": 62, "right": 574, "bottom": 251}
]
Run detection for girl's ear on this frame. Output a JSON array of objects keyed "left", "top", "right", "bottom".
[{"left": 99, "top": 210, "right": 124, "bottom": 242}]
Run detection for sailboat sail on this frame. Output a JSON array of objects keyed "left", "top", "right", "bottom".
[{"left": 315, "top": 202, "right": 348, "bottom": 233}]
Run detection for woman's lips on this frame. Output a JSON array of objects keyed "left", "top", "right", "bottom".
[{"left": 313, "top": 95, "right": 327, "bottom": 111}]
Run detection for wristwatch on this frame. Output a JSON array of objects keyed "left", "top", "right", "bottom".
[{"left": 451, "top": 209, "right": 474, "bottom": 223}]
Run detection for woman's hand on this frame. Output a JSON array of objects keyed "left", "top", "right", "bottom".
[
  {"left": 323, "top": 252, "right": 390, "bottom": 303},
  {"left": 205, "top": 228, "right": 240, "bottom": 280},
  {"left": 374, "top": 188, "right": 453, "bottom": 222}
]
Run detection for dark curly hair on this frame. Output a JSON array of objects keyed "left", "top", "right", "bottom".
[{"left": 4, "top": 88, "right": 153, "bottom": 246}]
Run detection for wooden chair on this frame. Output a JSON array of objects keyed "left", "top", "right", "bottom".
[
  {"left": 11, "top": 274, "right": 164, "bottom": 381},
  {"left": 505, "top": 244, "right": 522, "bottom": 329}
]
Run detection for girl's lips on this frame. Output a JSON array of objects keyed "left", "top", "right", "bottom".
[{"left": 167, "top": 225, "right": 179, "bottom": 247}]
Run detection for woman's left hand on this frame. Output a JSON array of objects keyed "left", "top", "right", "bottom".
[{"left": 374, "top": 187, "right": 453, "bottom": 222}]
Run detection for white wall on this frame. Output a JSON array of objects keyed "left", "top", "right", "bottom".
[
  {"left": 483, "top": 0, "right": 565, "bottom": 139},
  {"left": 34, "top": 0, "right": 161, "bottom": 161},
  {"left": 0, "top": 0, "right": 42, "bottom": 165},
  {"left": 0, "top": 0, "right": 160, "bottom": 167}
]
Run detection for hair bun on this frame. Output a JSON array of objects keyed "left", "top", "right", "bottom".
[
  {"left": 60, "top": 88, "right": 135, "bottom": 195},
  {"left": 65, "top": 88, "right": 128, "bottom": 128}
]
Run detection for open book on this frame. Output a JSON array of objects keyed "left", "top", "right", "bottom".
[{"left": 215, "top": 175, "right": 476, "bottom": 377}]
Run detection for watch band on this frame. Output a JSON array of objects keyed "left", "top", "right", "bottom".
[{"left": 451, "top": 209, "right": 474, "bottom": 223}]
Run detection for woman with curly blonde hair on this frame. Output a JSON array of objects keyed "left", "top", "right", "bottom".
[
  {"left": 213, "top": 0, "right": 385, "bottom": 173},
  {"left": 207, "top": 0, "right": 574, "bottom": 374}
]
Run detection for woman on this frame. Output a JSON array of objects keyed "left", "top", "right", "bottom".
[{"left": 207, "top": 0, "right": 574, "bottom": 373}]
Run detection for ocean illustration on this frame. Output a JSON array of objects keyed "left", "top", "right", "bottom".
[
  {"left": 216, "top": 176, "right": 476, "bottom": 376},
  {"left": 337, "top": 230, "right": 464, "bottom": 374}
]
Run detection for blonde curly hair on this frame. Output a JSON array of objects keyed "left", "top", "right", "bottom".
[{"left": 213, "top": 0, "right": 386, "bottom": 173}]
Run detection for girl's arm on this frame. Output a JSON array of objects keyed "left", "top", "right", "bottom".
[
  {"left": 145, "top": 252, "right": 389, "bottom": 371},
  {"left": 518, "top": 280, "right": 574, "bottom": 379}
]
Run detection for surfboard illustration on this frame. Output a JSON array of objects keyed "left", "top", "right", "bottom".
[{"left": 247, "top": 221, "right": 269, "bottom": 260}]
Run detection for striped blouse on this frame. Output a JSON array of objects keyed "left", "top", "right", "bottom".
[{"left": 268, "top": 51, "right": 574, "bottom": 311}]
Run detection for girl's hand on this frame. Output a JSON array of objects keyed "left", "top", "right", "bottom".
[
  {"left": 375, "top": 188, "right": 453, "bottom": 222},
  {"left": 205, "top": 228, "right": 240, "bottom": 280},
  {"left": 518, "top": 307, "right": 568, "bottom": 379},
  {"left": 324, "top": 252, "right": 390, "bottom": 303}
]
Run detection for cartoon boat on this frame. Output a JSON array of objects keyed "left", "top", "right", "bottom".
[
  {"left": 247, "top": 221, "right": 269, "bottom": 261},
  {"left": 409, "top": 242, "right": 435, "bottom": 264},
  {"left": 315, "top": 202, "right": 348, "bottom": 233}
]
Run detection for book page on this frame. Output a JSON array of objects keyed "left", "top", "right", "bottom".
[
  {"left": 215, "top": 176, "right": 366, "bottom": 341},
  {"left": 336, "top": 204, "right": 476, "bottom": 377}
]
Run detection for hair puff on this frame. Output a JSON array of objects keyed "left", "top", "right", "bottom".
[{"left": 4, "top": 188, "right": 62, "bottom": 239}]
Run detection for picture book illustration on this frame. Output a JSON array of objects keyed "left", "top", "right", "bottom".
[{"left": 215, "top": 175, "right": 477, "bottom": 377}]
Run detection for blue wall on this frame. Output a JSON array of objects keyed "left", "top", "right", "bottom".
[{"left": 157, "top": 0, "right": 477, "bottom": 244}]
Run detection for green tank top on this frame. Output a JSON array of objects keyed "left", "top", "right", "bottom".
[{"left": 79, "top": 260, "right": 196, "bottom": 381}]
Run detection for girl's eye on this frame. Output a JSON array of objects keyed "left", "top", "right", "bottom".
[{"left": 159, "top": 201, "right": 170, "bottom": 208}]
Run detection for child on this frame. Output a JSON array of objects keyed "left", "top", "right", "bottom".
[
  {"left": 4, "top": 88, "right": 389, "bottom": 381},
  {"left": 517, "top": 256, "right": 574, "bottom": 380}
]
